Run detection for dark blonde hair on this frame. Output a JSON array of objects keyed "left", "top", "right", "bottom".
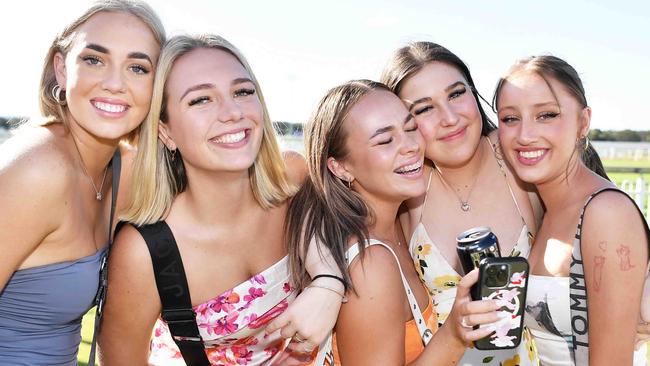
[
  {"left": 492, "top": 55, "right": 609, "bottom": 180},
  {"left": 286, "top": 80, "right": 391, "bottom": 291},
  {"left": 39, "top": 0, "right": 165, "bottom": 125},
  {"left": 124, "top": 34, "right": 297, "bottom": 225},
  {"left": 381, "top": 41, "right": 496, "bottom": 136}
]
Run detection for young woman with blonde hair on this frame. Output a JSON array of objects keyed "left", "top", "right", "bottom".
[
  {"left": 0, "top": 1, "right": 164, "bottom": 365},
  {"left": 98, "top": 34, "right": 342, "bottom": 366}
]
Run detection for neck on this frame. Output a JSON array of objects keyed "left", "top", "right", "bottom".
[
  {"left": 536, "top": 159, "right": 596, "bottom": 212},
  {"left": 434, "top": 136, "right": 489, "bottom": 186},
  {"left": 178, "top": 167, "right": 258, "bottom": 226},
  {"left": 364, "top": 194, "right": 401, "bottom": 245},
  {"left": 65, "top": 114, "right": 120, "bottom": 178}
]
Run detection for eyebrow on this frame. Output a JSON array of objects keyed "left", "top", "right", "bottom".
[
  {"left": 85, "top": 43, "right": 153, "bottom": 64},
  {"left": 179, "top": 83, "right": 215, "bottom": 101},
  {"left": 370, "top": 114, "right": 413, "bottom": 139}
]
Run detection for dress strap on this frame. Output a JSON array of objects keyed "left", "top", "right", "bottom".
[
  {"left": 418, "top": 169, "right": 434, "bottom": 224},
  {"left": 486, "top": 136, "right": 527, "bottom": 227},
  {"left": 346, "top": 240, "right": 434, "bottom": 345},
  {"left": 137, "top": 221, "right": 211, "bottom": 366},
  {"left": 88, "top": 149, "right": 121, "bottom": 366}
]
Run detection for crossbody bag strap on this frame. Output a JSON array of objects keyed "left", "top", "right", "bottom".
[
  {"left": 87, "top": 149, "right": 121, "bottom": 366},
  {"left": 137, "top": 221, "right": 211, "bottom": 366},
  {"left": 347, "top": 239, "right": 434, "bottom": 345}
]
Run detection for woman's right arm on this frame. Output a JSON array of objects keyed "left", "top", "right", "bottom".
[{"left": 98, "top": 225, "right": 161, "bottom": 366}]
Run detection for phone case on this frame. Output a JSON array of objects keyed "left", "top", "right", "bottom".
[{"left": 474, "top": 256, "right": 529, "bottom": 350}]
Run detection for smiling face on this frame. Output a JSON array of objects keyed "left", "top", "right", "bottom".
[
  {"left": 398, "top": 62, "right": 483, "bottom": 168},
  {"left": 161, "top": 47, "right": 264, "bottom": 175},
  {"left": 332, "top": 89, "right": 426, "bottom": 204},
  {"left": 54, "top": 11, "right": 159, "bottom": 140},
  {"left": 496, "top": 71, "right": 589, "bottom": 185}
]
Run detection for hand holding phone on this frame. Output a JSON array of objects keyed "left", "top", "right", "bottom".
[{"left": 473, "top": 257, "right": 529, "bottom": 350}]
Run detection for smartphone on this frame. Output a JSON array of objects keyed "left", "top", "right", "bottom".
[{"left": 473, "top": 256, "right": 529, "bottom": 350}]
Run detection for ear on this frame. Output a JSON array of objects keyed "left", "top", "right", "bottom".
[
  {"left": 578, "top": 106, "right": 592, "bottom": 138},
  {"left": 158, "top": 121, "right": 176, "bottom": 150},
  {"left": 327, "top": 157, "right": 354, "bottom": 183},
  {"left": 53, "top": 52, "right": 67, "bottom": 88}
]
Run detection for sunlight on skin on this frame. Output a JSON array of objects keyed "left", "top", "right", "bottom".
[{"left": 543, "top": 238, "right": 573, "bottom": 275}]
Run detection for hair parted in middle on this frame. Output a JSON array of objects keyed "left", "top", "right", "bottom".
[
  {"left": 286, "top": 79, "right": 392, "bottom": 292},
  {"left": 492, "top": 54, "right": 609, "bottom": 180},
  {"left": 380, "top": 41, "right": 496, "bottom": 137},
  {"left": 123, "top": 34, "right": 297, "bottom": 226}
]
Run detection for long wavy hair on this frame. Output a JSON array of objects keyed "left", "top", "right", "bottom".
[{"left": 286, "top": 80, "right": 393, "bottom": 291}]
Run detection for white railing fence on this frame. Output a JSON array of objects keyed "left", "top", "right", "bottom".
[{"left": 620, "top": 178, "right": 650, "bottom": 222}]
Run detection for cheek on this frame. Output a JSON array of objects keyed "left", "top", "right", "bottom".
[{"left": 414, "top": 116, "right": 437, "bottom": 142}]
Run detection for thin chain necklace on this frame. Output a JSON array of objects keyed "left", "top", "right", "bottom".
[
  {"left": 71, "top": 137, "right": 108, "bottom": 201},
  {"left": 435, "top": 142, "right": 487, "bottom": 212}
]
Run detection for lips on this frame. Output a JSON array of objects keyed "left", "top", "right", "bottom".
[
  {"left": 438, "top": 126, "right": 466, "bottom": 142},
  {"left": 394, "top": 160, "right": 423, "bottom": 175},
  {"left": 516, "top": 148, "right": 548, "bottom": 165},
  {"left": 209, "top": 128, "right": 250, "bottom": 147},
  {"left": 91, "top": 98, "right": 130, "bottom": 116}
]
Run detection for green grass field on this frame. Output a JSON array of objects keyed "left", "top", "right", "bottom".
[{"left": 76, "top": 158, "right": 650, "bottom": 365}]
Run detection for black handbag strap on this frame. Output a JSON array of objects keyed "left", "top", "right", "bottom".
[
  {"left": 88, "top": 149, "right": 121, "bottom": 366},
  {"left": 136, "top": 221, "right": 211, "bottom": 366}
]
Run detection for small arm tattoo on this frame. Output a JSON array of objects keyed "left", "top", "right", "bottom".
[
  {"left": 594, "top": 256, "right": 606, "bottom": 292},
  {"left": 616, "top": 245, "right": 635, "bottom": 271}
]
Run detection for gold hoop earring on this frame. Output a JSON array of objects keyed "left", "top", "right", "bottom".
[
  {"left": 584, "top": 136, "right": 590, "bottom": 151},
  {"left": 52, "top": 85, "right": 66, "bottom": 106}
]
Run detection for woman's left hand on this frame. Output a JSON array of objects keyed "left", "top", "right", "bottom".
[{"left": 266, "top": 277, "right": 343, "bottom": 354}]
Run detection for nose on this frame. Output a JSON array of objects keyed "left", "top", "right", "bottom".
[
  {"left": 439, "top": 102, "right": 460, "bottom": 127},
  {"left": 101, "top": 65, "right": 126, "bottom": 93},
  {"left": 400, "top": 130, "right": 421, "bottom": 156},
  {"left": 517, "top": 119, "right": 538, "bottom": 145},
  {"left": 217, "top": 97, "right": 243, "bottom": 123}
]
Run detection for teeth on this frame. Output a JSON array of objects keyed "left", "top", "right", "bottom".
[
  {"left": 396, "top": 161, "right": 422, "bottom": 174},
  {"left": 213, "top": 130, "right": 246, "bottom": 144},
  {"left": 93, "top": 101, "right": 126, "bottom": 113},
  {"left": 519, "top": 150, "right": 545, "bottom": 159}
]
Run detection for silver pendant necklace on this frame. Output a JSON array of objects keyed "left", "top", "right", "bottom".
[
  {"left": 71, "top": 137, "right": 108, "bottom": 201},
  {"left": 435, "top": 167, "right": 479, "bottom": 213}
]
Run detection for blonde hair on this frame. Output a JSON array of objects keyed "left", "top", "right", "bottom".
[
  {"left": 39, "top": 0, "right": 165, "bottom": 125},
  {"left": 123, "top": 34, "right": 296, "bottom": 225}
]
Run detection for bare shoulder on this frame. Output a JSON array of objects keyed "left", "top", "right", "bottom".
[
  {"left": 110, "top": 224, "right": 154, "bottom": 270},
  {"left": 581, "top": 189, "right": 649, "bottom": 256},
  {"left": 348, "top": 244, "right": 403, "bottom": 296},
  {"left": 282, "top": 150, "right": 308, "bottom": 186},
  {"left": 582, "top": 189, "right": 644, "bottom": 228},
  {"left": 0, "top": 126, "right": 73, "bottom": 212}
]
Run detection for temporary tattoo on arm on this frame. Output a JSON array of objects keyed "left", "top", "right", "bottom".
[
  {"left": 598, "top": 241, "right": 607, "bottom": 252},
  {"left": 594, "top": 256, "right": 606, "bottom": 292},
  {"left": 616, "top": 245, "right": 635, "bottom": 271}
]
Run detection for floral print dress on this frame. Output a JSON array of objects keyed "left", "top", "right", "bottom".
[
  {"left": 410, "top": 223, "right": 539, "bottom": 366},
  {"left": 149, "top": 256, "right": 297, "bottom": 366}
]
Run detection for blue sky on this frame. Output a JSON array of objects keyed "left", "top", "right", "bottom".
[{"left": 1, "top": 0, "right": 648, "bottom": 130}]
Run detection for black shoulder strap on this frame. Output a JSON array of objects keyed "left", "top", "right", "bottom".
[
  {"left": 88, "top": 149, "right": 121, "bottom": 366},
  {"left": 136, "top": 221, "right": 211, "bottom": 366}
]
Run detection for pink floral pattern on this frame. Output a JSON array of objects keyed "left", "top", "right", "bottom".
[{"left": 149, "top": 256, "right": 297, "bottom": 366}]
